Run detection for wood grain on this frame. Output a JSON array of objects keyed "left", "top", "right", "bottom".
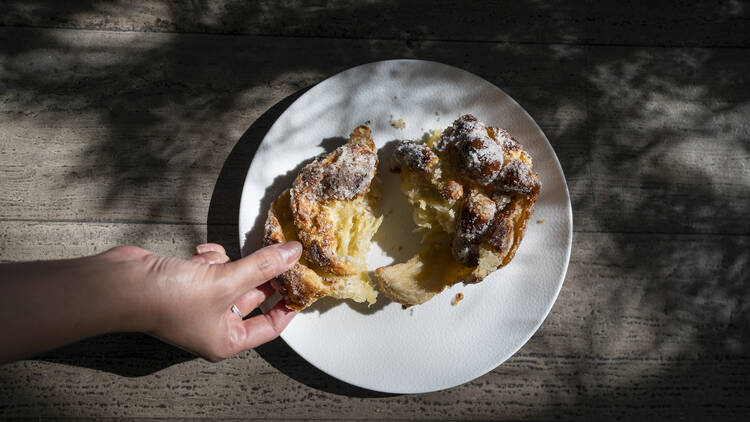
[
  {"left": 2, "top": 28, "right": 748, "bottom": 235},
  {"left": 1, "top": 0, "right": 748, "bottom": 46},
  {"left": 0, "top": 27, "right": 589, "bottom": 227},
  {"left": 1, "top": 1, "right": 749, "bottom": 420},
  {"left": 1, "top": 232, "right": 747, "bottom": 420},
  {"left": 0, "top": 221, "right": 204, "bottom": 262}
]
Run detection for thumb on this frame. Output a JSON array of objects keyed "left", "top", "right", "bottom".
[{"left": 224, "top": 241, "right": 302, "bottom": 290}]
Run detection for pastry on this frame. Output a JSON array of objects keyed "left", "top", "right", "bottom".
[
  {"left": 263, "top": 126, "right": 382, "bottom": 310},
  {"left": 375, "top": 114, "right": 540, "bottom": 306}
]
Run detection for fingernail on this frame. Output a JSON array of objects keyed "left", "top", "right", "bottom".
[
  {"left": 190, "top": 255, "right": 207, "bottom": 263},
  {"left": 277, "top": 241, "right": 302, "bottom": 263},
  {"left": 195, "top": 244, "right": 210, "bottom": 254}
]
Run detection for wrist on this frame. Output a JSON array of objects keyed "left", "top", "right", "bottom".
[{"left": 92, "top": 246, "right": 158, "bottom": 334}]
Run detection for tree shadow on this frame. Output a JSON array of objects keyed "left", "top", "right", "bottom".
[
  {"left": 1, "top": 0, "right": 749, "bottom": 418},
  {"left": 205, "top": 88, "right": 310, "bottom": 259}
]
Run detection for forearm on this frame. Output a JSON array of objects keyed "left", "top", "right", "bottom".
[
  {"left": 0, "top": 252, "right": 150, "bottom": 363},
  {"left": 0, "top": 242, "right": 300, "bottom": 364}
]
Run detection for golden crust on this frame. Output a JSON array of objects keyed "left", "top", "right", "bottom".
[
  {"left": 263, "top": 126, "right": 380, "bottom": 311},
  {"left": 264, "top": 189, "right": 329, "bottom": 311},
  {"left": 263, "top": 116, "right": 539, "bottom": 309},
  {"left": 290, "top": 126, "right": 377, "bottom": 275},
  {"left": 376, "top": 114, "right": 540, "bottom": 305},
  {"left": 501, "top": 189, "right": 538, "bottom": 267}
]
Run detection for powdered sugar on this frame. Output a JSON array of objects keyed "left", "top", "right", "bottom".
[
  {"left": 441, "top": 115, "right": 504, "bottom": 185},
  {"left": 295, "top": 141, "right": 378, "bottom": 202},
  {"left": 394, "top": 141, "right": 439, "bottom": 173},
  {"left": 320, "top": 143, "right": 378, "bottom": 201},
  {"left": 452, "top": 191, "right": 497, "bottom": 266},
  {"left": 492, "top": 194, "right": 512, "bottom": 211},
  {"left": 495, "top": 159, "right": 537, "bottom": 195},
  {"left": 394, "top": 114, "right": 540, "bottom": 268},
  {"left": 492, "top": 128, "right": 521, "bottom": 152}
]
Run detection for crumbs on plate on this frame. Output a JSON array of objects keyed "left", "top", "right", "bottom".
[
  {"left": 451, "top": 292, "right": 464, "bottom": 306},
  {"left": 390, "top": 118, "right": 406, "bottom": 129},
  {"left": 537, "top": 218, "right": 546, "bottom": 224}
]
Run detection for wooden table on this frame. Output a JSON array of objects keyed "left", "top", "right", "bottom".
[{"left": 1, "top": 1, "right": 748, "bottom": 420}]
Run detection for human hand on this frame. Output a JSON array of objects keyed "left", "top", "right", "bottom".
[{"left": 102, "top": 241, "right": 301, "bottom": 362}]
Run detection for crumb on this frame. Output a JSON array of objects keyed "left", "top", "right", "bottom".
[
  {"left": 397, "top": 246, "right": 403, "bottom": 251},
  {"left": 365, "top": 120, "right": 372, "bottom": 125},
  {"left": 385, "top": 209, "right": 394, "bottom": 216},
  {"left": 402, "top": 304, "right": 411, "bottom": 310},
  {"left": 451, "top": 292, "right": 464, "bottom": 306},
  {"left": 390, "top": 118, "right": 406, "bottom": 129},
  {"left": 537, "top": 218, "right": 546, "bottom": 224}
]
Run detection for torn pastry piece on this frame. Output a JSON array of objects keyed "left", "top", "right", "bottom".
[
  {"left": 264, "top": 126, "right": 383, "bottom": 311},
  {"left": 375, "top": 114, "right": 540, "bottom": 306}
]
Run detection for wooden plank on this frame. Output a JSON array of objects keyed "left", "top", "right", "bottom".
[
  {"left": 4, "top": 28, "right": 748, "bottom": 238},
  {"left": 591, "top": 129, "right": 750, "bottom": 235},
  {"left": 0, "top": 27, "right": 589, "bottom": 228},
  {"left": 1, "top": 0, "right": 748, "bottom": 47},
  {"left": 587, "top": 47, "right": 750, "bottom": 235},
  {"left": 4, "top": 27, "right": 749, "bottom": 235},
  {"left": 4, "top": 28, "right": 749, "bottom": 237},
  {"left": 1, "top": 230, "right": 748, "bottom": 420},
  {"left": 0, "top": 221, "right": 205, "bottom": 261},
  {"left": 0, "top": 3, "right": 747, "bottom": 421}
]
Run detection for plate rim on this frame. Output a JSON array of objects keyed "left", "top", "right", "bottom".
[{"left": 238, "top": 58, "right": 573, "bottom": 394}]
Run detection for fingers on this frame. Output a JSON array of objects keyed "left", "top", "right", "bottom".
[
  {"left": 190, "top": 243, "right": 230, "bottom": 264},
  {"left": 224, "top": 242, "right": 302, "bottom": 290},
  {"left": 231, "top": 283, "right": 274, "bottom": 317},
  {"left": 195, "top": 243, "right": 226, "bottom": 255},
  {"left": 236, "top": 300, "right": 297, "bottom": 350},
  {"left": 189, "top": 251, "right": 230, "bottom": 264}
]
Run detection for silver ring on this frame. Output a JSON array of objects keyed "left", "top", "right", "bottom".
[{"left": 231, "top": 304, "right": 243, "bottom": 319}]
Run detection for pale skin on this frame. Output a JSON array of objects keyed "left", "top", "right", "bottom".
[{"left": 0, "top": 241, "right": 302, "bottom": 364}]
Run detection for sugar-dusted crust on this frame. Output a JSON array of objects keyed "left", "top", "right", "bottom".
[
  {"left": 376, "top": 114, "right": 541, "bottom": 306},
  {"left": 263, "top": 126, "right": 380, "bottom": 311},
  {"left": 290, "top": 126, "right": 377, "bottom": 275}
]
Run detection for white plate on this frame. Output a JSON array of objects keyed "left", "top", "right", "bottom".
[{"left": 239, "top": 59, "right": 572, "bottom": 394}]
